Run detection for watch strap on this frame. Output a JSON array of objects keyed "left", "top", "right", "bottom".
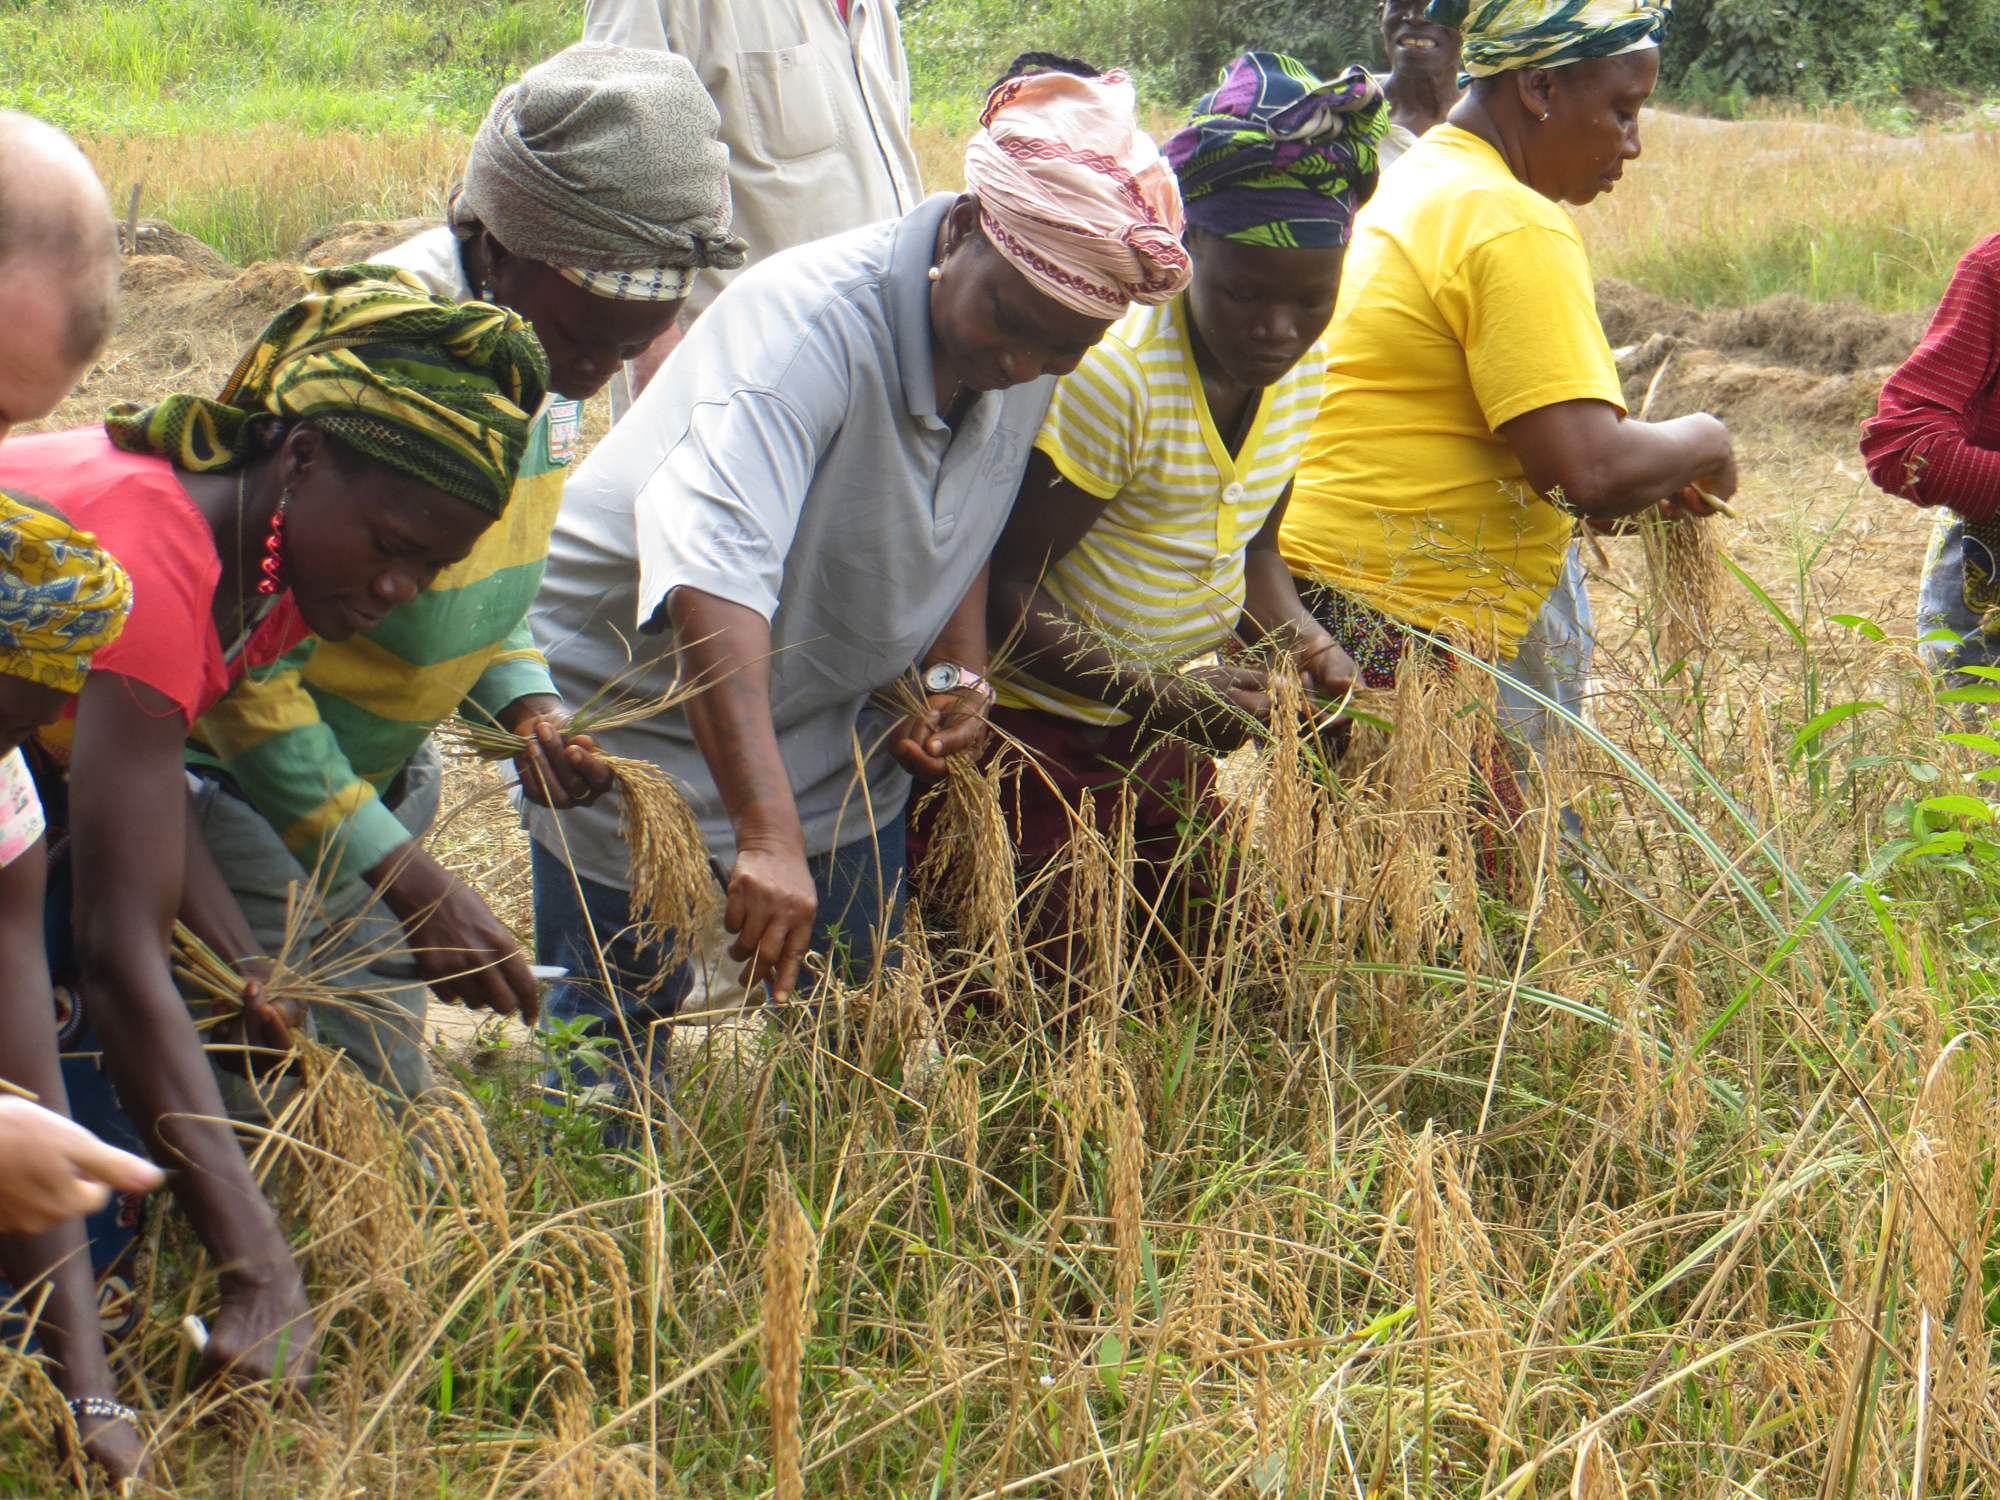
[{"left": 926, "top": 662, "right": 995, "bottom": 701}]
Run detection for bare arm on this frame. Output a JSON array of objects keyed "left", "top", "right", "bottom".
[
  {"left": 890, "top": 563, "right": 994, "bottom": 777},
  {"left": 358, "top": 691, "right": 616, "bottom": 1029},
  {"left": 1499, "top": 399, "right": 1735, "bottom": 522},
  {"left": 70, "top": 673, "right": 312, "bottom": 1390},
  {"left": 1238, "top": 484, "right": 1355, "bottom": 697},
  {"left": 668, "top": 587, "right": 817, "bottom": 1003},
  {"left": 989, "top": 449, "right": 1275, "bottom": 750},
  {"left": 0, "top": 839, "right": 160, "bottom": 1479},
  {"left": 176, "top": 795, "right": 306, "bottom": 1065}
]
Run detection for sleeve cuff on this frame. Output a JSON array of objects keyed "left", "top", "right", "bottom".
[
  {"left": 1483, "top": 378, "right": 1628, "bottom": 432},
  {"left": 325, "top": 796, "right": 418, "bottom": 889},
  {"left": 1035, "top": 434, "right": 1126, "bottom": 501},
  {"left": 636, "top": 566, "right": 779, "bottom": 636},
  {"left": 465, "top": 657, "right": 559, "bottom": 719}
]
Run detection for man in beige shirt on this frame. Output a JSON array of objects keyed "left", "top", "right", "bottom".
[
  {"left": 1374, "top": 0, "right": 1464, "bottom": 168},
  {"left": 583, "top": 0, "right": 925, "bottom": 408}
]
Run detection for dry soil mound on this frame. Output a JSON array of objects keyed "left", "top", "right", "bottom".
[
  {"left": 1597, "top": 279, "right": 1926, "bottom": 374},
  {"left": 57, "top": 219, "right": 1936, "bottom": 446},
  {"left": 41, "top": 248, "right": 313, "bottom": 431},
  {"left": 116, "top": 219, "right": 235, "bottom": 278},
  {"left": 296, "top": 217, "right": 445, "bottom": 268},
  {"left": 1597, "top": 278, "right": 1930, "bottom": 438}
]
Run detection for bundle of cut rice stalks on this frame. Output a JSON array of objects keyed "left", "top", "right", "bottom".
[
  {"left": 882, "top": 670, "right": 1018, "bottom": 976},
  {"left": 442, "top": 688, "right": 717, "bottom": 975},
  {"left": 1639, "top": 509, "right": 1727, "bottom": 662},
  {"left": 1629, "top": 356, "right": 1732, "bottom": 662},
  {"left": 172, "top": 923, "right": 426, "bottom": 1280}
]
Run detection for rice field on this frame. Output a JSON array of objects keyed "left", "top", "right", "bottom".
[
  {"left": 0, "top": 392, "right": 1986, "bottom": 1497},
  {"left": 6, "top": 12, "right": 2000, "bottom": 1498}
]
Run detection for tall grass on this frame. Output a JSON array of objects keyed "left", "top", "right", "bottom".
[
  {"left": 0, "top": 0, "right": 570, "bottom": 135},
  {"left": 3, "top": 491, "right": 1995, "bottom": 1495},
  {"left": 78, "top": 110, "right": 1993, "bottom": 318},
  {"left": 85, "top": 129, "right": 465, "bottom": 267},
  {"left": 1577, "top": 110, "right": 1999, "bottom": 312},
  {"left": 20, "top": 0, "right": 1987, "bottom": 311}
]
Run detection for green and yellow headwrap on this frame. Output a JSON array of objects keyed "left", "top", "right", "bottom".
[
  {"left": 104, "top": 265, "right": 550, "bottom": 518},
  {"left": 1428, "top": 0, "right": 1672, "bottom": 78},
  {"left": 0, "top": 490, "right": 133, "bottom": 694}
]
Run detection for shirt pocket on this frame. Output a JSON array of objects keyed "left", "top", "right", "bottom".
[{"left": 738, "top": 47, "right": 840, "bottom": 162}]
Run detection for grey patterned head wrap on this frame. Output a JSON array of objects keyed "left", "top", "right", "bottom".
[{"left": 460, "top": 43, "right": 745, "bottom": 299}]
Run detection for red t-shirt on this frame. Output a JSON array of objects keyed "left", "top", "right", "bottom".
[
  {"left": 0, "top": 429, "right": 307, "bottom": 728},
  {"left": 1860, "top": 234, "right": 2000, "bottom": 523}
]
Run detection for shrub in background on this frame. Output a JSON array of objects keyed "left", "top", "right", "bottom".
[
  {"left": 901, "top": 0, "right": 1383, "bottom": 123},
  {"left": 1664, "top": 0, "right": 2000, "bottom": 109}
]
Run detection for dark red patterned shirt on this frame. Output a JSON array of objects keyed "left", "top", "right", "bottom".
[{"left": 1862, "top": 234, "right": 2000, "bottom": 523}]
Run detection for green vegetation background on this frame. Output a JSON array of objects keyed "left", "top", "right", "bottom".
[
  {"left": 2, "top": 0, "right": 1993, "bottom": 312},
  {"left": 9, "top": 0, "right": 2000, "bottom": 139}
]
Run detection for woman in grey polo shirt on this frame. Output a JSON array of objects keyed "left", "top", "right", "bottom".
[{"left": 527, "top": 57, "right": 1193, "bottom": 1089}]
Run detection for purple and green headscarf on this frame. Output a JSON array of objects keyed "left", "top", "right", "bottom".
[{"left": 1162, "top": 53, "right": 1389, "bottom": 251}]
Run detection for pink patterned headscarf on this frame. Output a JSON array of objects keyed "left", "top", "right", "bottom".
[{"left": 963, "top": 69, "right": 1192, "bottom": 319}]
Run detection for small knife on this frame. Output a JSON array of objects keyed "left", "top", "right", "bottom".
[{"left": 366, "top": 960, "right": 569, "bottom": 983}]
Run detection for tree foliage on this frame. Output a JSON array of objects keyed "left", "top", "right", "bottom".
[
  {"left": 1665, "top": 0, "right": 2000, "bottom": 103},
  {"left": 903, "top": 0, "right": 2000, "bottom": 116}
]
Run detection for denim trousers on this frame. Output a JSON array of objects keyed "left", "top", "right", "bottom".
[{"left": 529, "top": 821, "right": 906, "bottom": 1090}]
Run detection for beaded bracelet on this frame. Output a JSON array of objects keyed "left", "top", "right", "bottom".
[{"left": 67, "top": 1396, "right": 141, "bottom": 1427}]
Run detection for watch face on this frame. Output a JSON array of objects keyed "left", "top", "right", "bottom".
[{"left": 924, "top": 664, "right": 955, "bottom": 692}]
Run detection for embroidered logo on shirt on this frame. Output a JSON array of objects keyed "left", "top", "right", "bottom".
[{"left": 547, "top": 400, "right": 583, "bottom": 467}]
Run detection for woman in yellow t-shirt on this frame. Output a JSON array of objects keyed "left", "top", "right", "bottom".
[
  {"left": 1282, "top": 0, "right": 1735, "bottom": 710},
  {"left": 912, "top": 54, "right": 1382, "bottom": 982}
]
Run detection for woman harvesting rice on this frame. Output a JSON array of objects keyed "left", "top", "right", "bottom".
[
  {"left": 187, "top": 44, "right": 734, "bottom": 1109},
  {"left": 0, "top": 269, "right": 546, "bottom": 1479},
  {"left": 1280, "top": 0, "right": 1734, "bottom": 737},
  {"left": 944, "top": 52, "right": 1374, "bottom": 981},
  {"left": 527, "top": 56, "right": 1190, "bottom": 1088}
]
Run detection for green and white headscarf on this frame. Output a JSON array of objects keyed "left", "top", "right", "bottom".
[
  {"left": 1426, "top": 0, "right": 1672, "bottom": 78},
  {"left": 105, "top": 266, "right": 548, "bottom": 517}
]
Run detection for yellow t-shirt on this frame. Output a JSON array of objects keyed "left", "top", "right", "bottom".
[
  {"left": 998, "top": 294, "right": 1325, "bottom": 725},
  {"left": 1279, "top": 124, "right": 1622, "bottom": 656}
]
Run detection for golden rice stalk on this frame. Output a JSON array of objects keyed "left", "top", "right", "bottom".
[
  {"left": 1263, "top": 668, "right": 1314, "bottom": 906},
  {"left": 438, "top": 693, "right": 718, "bottom": 978},
  {"left": 1062, "top": 792, "right": 1127, "bottom": 1009},
  {"left": 1111, "top": 1091, "right": 1145, "bottom": 1326},
  {"left": 940, "top": 1059, "right": 984, "bottom": 1212},
  {"left": 912, "top": 750, "right": 1016, "bottom": 960},
  {"left": 1907, "top": 1122, "right": 1969, "bottom": 1323},
  {"left": 598, "top": 752, "right": 720, "bottom": 978},
  {"left": 761, "top": 1170, "right": 814, "bottom": 1500},
  {"left": 269, "top": 1037, "right": 424, "bottom": 1288},
  {"left": 1572, "top": 1428, "right": 1629, "bottom": 1500},
  {"left": 1641, "top": 512, "right": 1724, "bottom": 661}
]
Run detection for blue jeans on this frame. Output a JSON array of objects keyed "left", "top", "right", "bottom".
[
  {"left": 1496, "top": 542, "right": 1597, "bottom": 746},
  {"left": 529, "top": 824, "right": 906, "bottom": 1091},
  {"left": 1918, "top": 514, "right": 2000, "bottom": 684}
]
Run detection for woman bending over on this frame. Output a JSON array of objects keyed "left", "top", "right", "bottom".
[
  {"left": 0, "top": 268, "right": 545, "bottom": 1479},
  {"left": 954, "top": 53, "right": 1376, "bottom": 984}
]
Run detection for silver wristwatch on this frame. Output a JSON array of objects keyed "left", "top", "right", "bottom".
[{"left": 922, "top": 661, "right": 995, "bottom": 703}]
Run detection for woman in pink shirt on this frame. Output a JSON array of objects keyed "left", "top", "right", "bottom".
[{"left": 0, "top": 267, "right": 546, "bottom": 1483}]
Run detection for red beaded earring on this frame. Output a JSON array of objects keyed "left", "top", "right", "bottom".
[{"left": 257, "top": 489, "right": 289, "bottom": 595}]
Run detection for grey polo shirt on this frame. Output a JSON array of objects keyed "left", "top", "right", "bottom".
[{"left": 527, "top": 193, "right": 1055, "bottom": 883}]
